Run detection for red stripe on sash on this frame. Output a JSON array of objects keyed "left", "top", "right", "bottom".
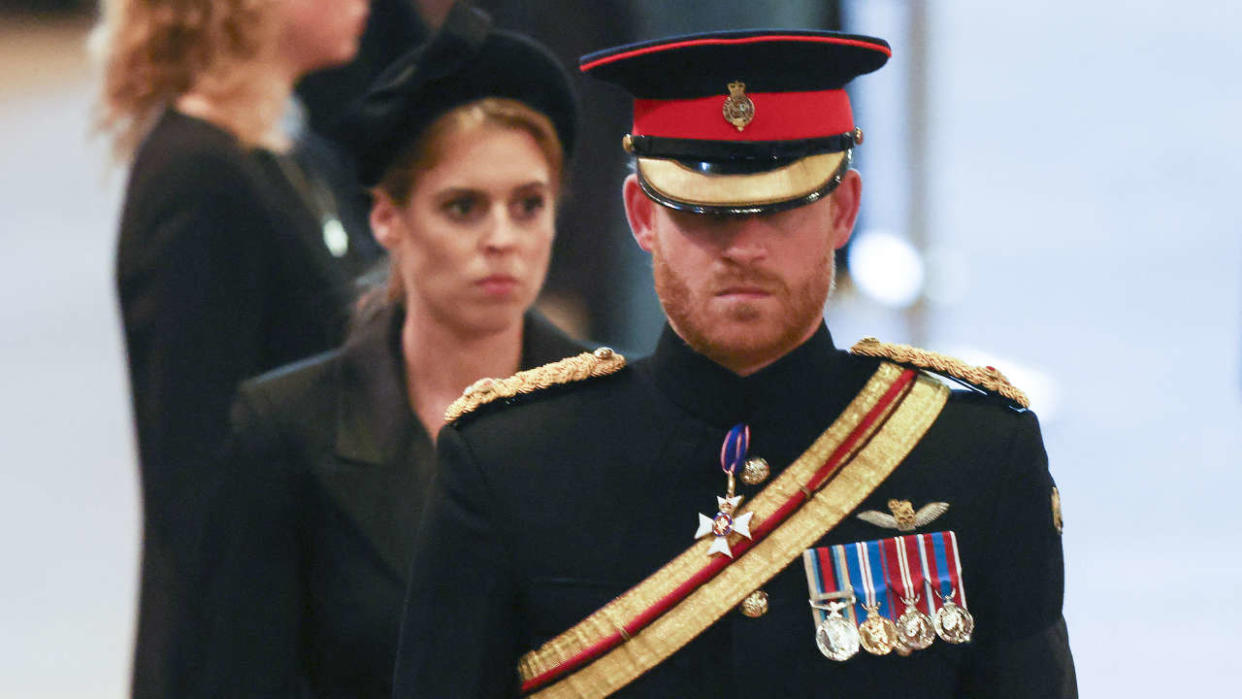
[{"left": 520, "top": 369, "right": 918, "bottom": 693}]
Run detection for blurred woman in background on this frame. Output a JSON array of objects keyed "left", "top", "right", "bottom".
[
  {"left": 193, "top": 7, "right": 585, "bottom": 696},
  {"left": 93, "top": 1, "right": 374, "bottom": 695}
]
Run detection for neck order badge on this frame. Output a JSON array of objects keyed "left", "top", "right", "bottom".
[{"left": 693, "top": 424, "right": 755, "bottom": 558}]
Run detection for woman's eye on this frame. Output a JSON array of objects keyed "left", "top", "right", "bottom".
[
  {"left": 512, "top": 194, "right": 546, "bottom": 219},
  {"left": 443, "top": 195, "right": 482, "bottom": 220}
]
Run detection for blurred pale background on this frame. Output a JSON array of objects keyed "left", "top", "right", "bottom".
[{"left": 2, "top": 1, "right": 1239, "bottom": 696}]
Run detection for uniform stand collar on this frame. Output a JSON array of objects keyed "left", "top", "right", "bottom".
[{"left": 650, "top": 322, "right": 842, "bottom": 428}]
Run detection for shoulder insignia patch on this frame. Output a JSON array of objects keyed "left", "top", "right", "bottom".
[
  {"left": 444, "top": 347, "right": 626, "bottom": 423},
  {"left": 849, "top": 337, "right": 1030, "bottom": 409}
]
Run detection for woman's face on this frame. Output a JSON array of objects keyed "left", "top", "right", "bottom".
[
  {"left": 276, "top": 0, "right": 369, "bottom": 77},
  {"left": 373, "top": 124, "right": 557, "bottom": 336}
]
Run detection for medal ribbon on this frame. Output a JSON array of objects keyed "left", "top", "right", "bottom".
[
  {"left": 907, "top": 535, "right": 935, "bottom": 615},
  {"left": 720, "top": 423, "right": 749, "bottom": 477},
  {"left": 881, "top": 536, "right": 919, "bottom": 613},
  {"left": 806, "top": 533, "right": 961, "bottom": 629},
  {"left": 918, "top": 532, "right": 968, "bottom": 612},
  {"left": 801, "top": 545, "right": 855, "bottom": 627},
  {"left": 832, "top": 545, "right": 857, "bottom": 626},
  {"left": 802, "top": 548, "right": 828, "bottom": 626},
  {"left": 947, "top": 531, "right": 967, "bottom": 609},
  {"left": 840, "top": 541, "right": 894, "bottom": 621},
  {"left": 862, "top": 540, "right": 895, "bottom": 620}
]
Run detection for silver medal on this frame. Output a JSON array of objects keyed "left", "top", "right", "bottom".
[
  {"left": 895, "top": 596, "right": 936, "bottom": 652},
  {"left": 811, "top": 599, "right": 860, "bottom": 661},
  {"left": 933, "top": 590, "right": 974, "bottom": 644}
]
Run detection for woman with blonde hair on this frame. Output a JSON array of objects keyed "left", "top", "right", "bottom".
[
  {"left": 191, "top": 6, "right": 587, "bottom": 696},
  {"left": 94, "top": 1, "right": 374, "bottom": 695}
]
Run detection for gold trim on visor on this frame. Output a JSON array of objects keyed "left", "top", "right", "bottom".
[{"left": 637, "top": 151, "right": 846, "bottom": 209}]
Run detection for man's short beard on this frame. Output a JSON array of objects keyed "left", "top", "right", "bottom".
[{"left": 652, "top": 248, "right": 835, "bottom": 373}]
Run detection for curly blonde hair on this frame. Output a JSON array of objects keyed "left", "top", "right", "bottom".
[{"left": 92, "top": 0, "right": 285, "bottom": 158}]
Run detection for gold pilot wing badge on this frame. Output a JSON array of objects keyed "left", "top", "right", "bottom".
[
  {"left": 722, "top": 81, "right": 755, "bottom": 131},
  {"left": 856, "top": 499, "right": 950, "bottom": 532}
]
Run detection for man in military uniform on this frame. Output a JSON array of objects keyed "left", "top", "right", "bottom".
[{"left": 393, "top": 29, "right": 1075, "bottom": 698}]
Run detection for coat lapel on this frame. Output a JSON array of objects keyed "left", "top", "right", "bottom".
[
  {"left": 320, "top": 307, "right": 586, "bottom": 582},
  {"left": 320, "top": 305, "right": 434, "bottom": 582}
]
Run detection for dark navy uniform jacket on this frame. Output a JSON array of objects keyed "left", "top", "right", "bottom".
[{"left": 393, "top": 324, "right": 1076, "bottom": 698}]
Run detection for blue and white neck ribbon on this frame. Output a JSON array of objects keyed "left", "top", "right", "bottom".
[{"left": 720, "top": 423, "right": 749, "bottom": 476}]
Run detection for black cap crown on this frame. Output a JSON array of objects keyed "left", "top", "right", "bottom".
[{"left": 342, "top": 4, "right": 577, "bottom": 187}]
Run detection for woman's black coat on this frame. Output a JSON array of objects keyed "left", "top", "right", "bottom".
[
  {"left": 194, "top": 307, "right": 584, "bottom": 697},
  {"left": 117, "top": 109, "right": 380, "bottom": 697}
]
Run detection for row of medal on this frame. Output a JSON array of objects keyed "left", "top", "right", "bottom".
[{"left": 802, "top": 531, "right": 975, "bottom": 660}]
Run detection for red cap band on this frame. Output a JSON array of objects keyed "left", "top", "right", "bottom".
[{"left": 632, "top": 90, "right": 854, "bottom": 142}]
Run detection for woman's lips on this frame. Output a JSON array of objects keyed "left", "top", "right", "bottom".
[{"left": 477, "top": 275, "right": 519, "bottom": 296}]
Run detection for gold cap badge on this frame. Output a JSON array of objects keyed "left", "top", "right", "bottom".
[{"left": 722, "top": 81, "right": 755, "bottom": 131}]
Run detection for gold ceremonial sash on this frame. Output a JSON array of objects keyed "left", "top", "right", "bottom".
[{"left": 519, "top": 362, "right": 949, "bottom": 696}]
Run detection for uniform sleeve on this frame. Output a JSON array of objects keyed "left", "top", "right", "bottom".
[
  {"left": 190, "top": 388, "right": 306, "bottom": 697},
  {"left": 960, "top": 410, "right": 1077, "bottom": 698},
  {"left": 392, "top": 426, "right": 522, "bottom": 698}
]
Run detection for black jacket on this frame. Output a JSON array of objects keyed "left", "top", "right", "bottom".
[
  {"left": 118, "top": 110, "right": 380, "bottom": 699},
  {"left": 194, "top": 307, "right": 584, "bottom": 697},
  {"left": 393, "top": 324, "right": 1076, "bottom": 698}
]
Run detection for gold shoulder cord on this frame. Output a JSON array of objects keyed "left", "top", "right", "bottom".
[
  {"left": 444, "top": 348, "right": 627, "bottom": 423},
  {"left": 850, "top": 337, "right": 1029, "bottom": 409}
]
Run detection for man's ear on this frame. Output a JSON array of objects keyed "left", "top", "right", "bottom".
[
  {"left": 369, "top": 190, "right": 404, "bottom": 251},
  {"left": 622, "top": 174, "right": 656, "bottom": 253},
  {"left": 829, "top": 169, "right": 862, "bottom": 250}
]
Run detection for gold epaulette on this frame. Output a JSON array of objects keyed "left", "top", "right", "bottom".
[
  {"left": 849, "top": 337, "right": 1030, "bottom": 409},
  {"left": 444, "top": 347, "right": 627, "bottom": 423}
]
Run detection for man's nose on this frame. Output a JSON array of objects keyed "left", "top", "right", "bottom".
[{"left": 719, "top": 216, "right": 769, "bottom": 264}]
